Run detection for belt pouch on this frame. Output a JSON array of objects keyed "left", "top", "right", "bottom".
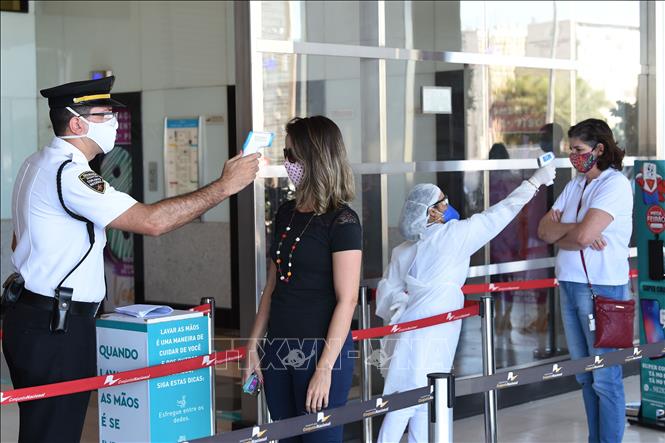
[
  {"left": 51, "top": 287, "right": 73, "bottom": 333},
  {"left": 1, "top": 272, "right": 24, "bottom": 309}
]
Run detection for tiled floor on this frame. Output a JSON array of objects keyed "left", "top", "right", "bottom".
[
  {"left": 3, "top": 346, "right": 662, "bottom": 443},
  {"left": 449, "top": 374, "right": 664, "bottom": 443}
]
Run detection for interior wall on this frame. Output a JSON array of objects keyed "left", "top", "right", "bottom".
[
  {"left": 142, "top": 86, "right": 232, "bottom": 307},
  {"left": 1, "top": 4, "right": 38, "bottom": 220},
  {"left": 300, "top": 1, "right": 462, "bottom": 229},
  {"left": 0, "top": 221, "right": 13, "bottom": 278}
]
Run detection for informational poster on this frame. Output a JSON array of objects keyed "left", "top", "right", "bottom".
[
  {"left": 148, "top": 318, "right": 213, "bottom": 442},
  {"left": 96, "top": 312, "right": 214, "bottom": 442},
  {"left": 164, "top": 118, "right": 203, "bottom": 198},
  {"left": 96, "top": 327, "right": 150, "bottom": 443},
  {"left": 634, "top": 160, "right": 665, "bottom": 428}
]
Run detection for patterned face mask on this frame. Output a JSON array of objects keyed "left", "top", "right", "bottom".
[
  {"left": 569, "top": 145, "right": 598, "bottom": 173},
  {"left": 284, "top": 159, "right": 305, "bottom": 187}
]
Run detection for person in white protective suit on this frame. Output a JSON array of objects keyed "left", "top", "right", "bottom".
[{"left": 375, "top": 163, "right": 557, "bottom": 443}]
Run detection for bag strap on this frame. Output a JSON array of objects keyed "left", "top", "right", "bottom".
[
  {"left": 56, "top": 160, "right": 96, "bottom": 291},
  {"left": 576, "top": 181, "right": 597, "bottom": 299},
  {"left": 579, "top": 250, "right": 596, "bottom": 299}
]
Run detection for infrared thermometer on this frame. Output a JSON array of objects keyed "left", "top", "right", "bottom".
[
  {"left": 537, "top": 152, "right": 555, "bottom": 186},
  {"left": 243, "top": 131, "right": 274, "bottom": 156}
]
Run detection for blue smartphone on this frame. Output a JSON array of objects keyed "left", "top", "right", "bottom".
[{"left": 242, "top": 372, "right": 262, "bottom": 396}]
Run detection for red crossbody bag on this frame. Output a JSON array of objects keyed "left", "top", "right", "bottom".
[{"left": 577, "top": 183, "right": 635, "bottom": 349}]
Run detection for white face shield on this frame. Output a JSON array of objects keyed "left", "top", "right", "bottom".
[{"left": 398, "top": 183, "right": 442, "bottom": 241}]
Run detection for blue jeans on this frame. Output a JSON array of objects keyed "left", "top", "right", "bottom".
[
  {"left": 559, "top": 281, "right": 630, "bottom": 443},
  {"left": 261, "top": 334, "right": 355, "bottom": 443}
]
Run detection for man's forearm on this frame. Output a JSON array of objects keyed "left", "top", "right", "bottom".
[{"left": 147, "top": 179, "right": 229, "bottom": 235}]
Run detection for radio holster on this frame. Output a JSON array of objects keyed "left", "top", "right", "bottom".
[
  {"left": 1, "top": 272, "right": 24, "bottom": 312},
  {"left": 51, "top": 287, "right": 73, "bottom": 333}
]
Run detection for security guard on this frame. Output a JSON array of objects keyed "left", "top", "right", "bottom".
[{"left": 2, "top": 76, "right": 259, "bottom": 442}]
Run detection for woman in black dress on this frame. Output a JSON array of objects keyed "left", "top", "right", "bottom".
[{"left": 243, "top": 116, "right": 362, "bottom": 443}]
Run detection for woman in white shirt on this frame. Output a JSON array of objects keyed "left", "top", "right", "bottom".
[{"left": 538, "top": 118, "right": 632, "bottom": 443}]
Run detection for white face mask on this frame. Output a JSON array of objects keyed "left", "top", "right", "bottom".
[{"left": 60, "top": 107, "right": 118, "bottom": 154}]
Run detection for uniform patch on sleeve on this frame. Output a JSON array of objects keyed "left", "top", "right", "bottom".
[{"left": 78, "top": 171, "right": 106, "bottom": 193}]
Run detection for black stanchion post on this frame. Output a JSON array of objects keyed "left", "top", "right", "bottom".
[
  {"left": 201, "top": 297, "right": 217, "bottom": 434},
  {"left": 428, "top": 372, "right": 454, "bottom": 442},
  {"left": 480, "top": 295, "right": 498, "bottom": 443},
  {"left": 359, "top": 286, "right": 373, "bottom": 443}
]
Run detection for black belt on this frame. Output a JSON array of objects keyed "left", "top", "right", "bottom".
[{"left": 19, "top": 289, "right": 100, "bottom": 317}]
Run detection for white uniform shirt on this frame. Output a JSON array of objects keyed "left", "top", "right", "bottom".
[
  {"left": 552, "top": 168, "right": 633, "bottom": 285},
  {"left": 376, "top": 180, "right": 539, "bottom": 393},
  {"left": 11, "top": 137, "right": 137, "bottom": 302}
]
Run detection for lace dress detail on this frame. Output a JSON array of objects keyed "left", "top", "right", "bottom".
[{"left": 334, "top": 207, "right": 360, "bottom": 226}]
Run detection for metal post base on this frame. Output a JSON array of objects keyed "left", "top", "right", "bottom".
[{"left": 428, "top": 372, "right": 454, "bottom": 443}]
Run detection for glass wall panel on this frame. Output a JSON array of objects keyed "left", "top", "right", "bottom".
[
  {"left": 482, "top": 1, "right": 575, "bottom": 59},
  {"left": 489, "top": 68, "right": 572, "bottom": 158},
  {"left": 253, "top": 0, "right": 652, "bottom": 404},
  {"left": 386, "top": 60, "right": 488, "bottom": 162},
  {"left": 261, "top": 53, "right": 367, "bottom": 165},
  {"left": 575, "top": 67, "right": 641, "bottom": 155},
  {"left": 385, "top": 1, "right": 463, "bottom": 52},
  {"left": 261, "top": 1, "right": 373, "bottom": 45}
]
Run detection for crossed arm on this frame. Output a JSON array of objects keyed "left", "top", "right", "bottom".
[{"left": 537, "top": 208, "right": 613, "bottom": 251}]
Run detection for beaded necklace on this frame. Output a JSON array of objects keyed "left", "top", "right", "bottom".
[{"left": 275, "top": 210, "right": 316, "bottom": 283}]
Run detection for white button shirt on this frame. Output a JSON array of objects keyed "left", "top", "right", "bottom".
[
  {"left": 11, "top": 138, "right": 137, "bottom": 302},
  {"left": 553, "top": 168, "right": 633, "bottom": 286}
]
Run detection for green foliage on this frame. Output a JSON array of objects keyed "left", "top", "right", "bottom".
[
  {"left": 610, "top": 100, "right": 638, "bottom": 150},
  {"left": 494, "top": 70, "right": 611, "bottom": 131}
]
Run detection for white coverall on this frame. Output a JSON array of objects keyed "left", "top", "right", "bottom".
[{"left": 376, "top": 180, "right": 539, "bottom": 443}]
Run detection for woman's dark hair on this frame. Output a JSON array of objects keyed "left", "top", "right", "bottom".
[
  {"left": 568, "top": 118, "right": 624, "bottom": 171},
  {"left": 489, "top": 143, "right": 509, "bottom": 160},
  {"left": 285, "top": 116, "right": 355, "bottom": 214}
]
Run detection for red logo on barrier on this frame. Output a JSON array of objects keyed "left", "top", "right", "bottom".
[
  {"left": 202, "top": 355, "right": 216, "bottom": 366},
  {"left": 104, "top": 375, "right": 120, "bottom": 386},
  {"left": 646, "top": 205, "right": 665, "bottom": 234}
]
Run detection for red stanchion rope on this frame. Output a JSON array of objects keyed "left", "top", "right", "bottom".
[
  {"left": 352, "top": 300, "right": 480, "bottom": 341},
  {"left": 1, "top": 300, "right": 480, "bottom": 404},
  {"left": 461, "top": 268, "right": 638, "bottom": 295},
  {"left": 189, "top": 303, "right": 212, "bottom": 314},
  {"left": 0, "top": 268, "right": 640, "bottom": 405},
  {"left": 0, "top": 348, "right": 245, "bottom": 406}
]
